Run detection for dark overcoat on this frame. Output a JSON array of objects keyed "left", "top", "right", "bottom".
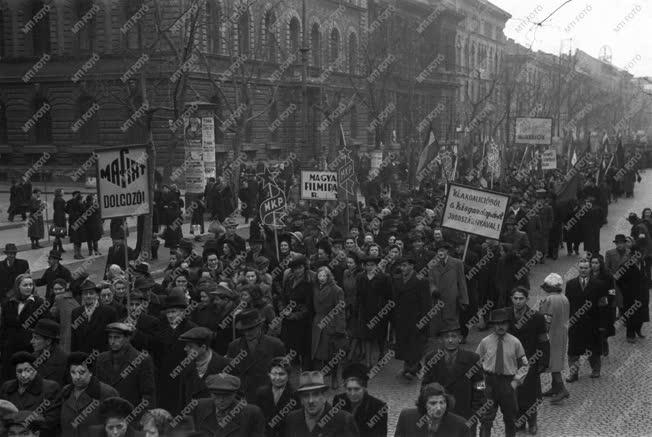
[
  {"left": 70, "top": 304, "right": 118, "bottom": 354},
  {"left": 311, "top": 280, "right": 346, "bottom": 361},
  {"left": 254, "top": 384, "right": 301, "bottom": 437},
  {"left": 65, "top": 196, "right": 87, "bottom": 244},
  {"left": 0, "top": 375, "right": 60, "bottom": 436},
  {"left": 616, "top": 260, "right": 649, "bottom": 324},
  {"left": 280, "top": 270, "right": 315, "bottom": 361},
  {"left": 394, "top": 408, "right": 470, "bottom": 437},
  {"left": 565, "top": 277, "right": 608, "bottom": 356},
  {"left": 392, "top": 272, "right": 431, "bottom": 363},
  {"left": 0, "top": 257, "right": 30, "bottom": 301},
  {"left": 36, "top": 264, "right": 73, "bottom": 304},
  {"left": 226, "top": 334, "right": 286, "bottom": 402},
  {"left": 28, "top": 196, "right": 45, "bottom": 239},
  {"left": 356, "top": 272, "right": 392, "bottom": 341},
  {"left": 59, "top": 377, "right": 119, "bottom": 437},
  {"left": 283, "top": 404, "right": 359, "bottom": 437},
  {"left": 53, "top": 195, "right": 67, "bottom": 227},
  {"left": 179, "top": 350, "right": 230, "bottom": 405},
  {"left": 83, "top": 198, "right": 103, "bottom": 242},
  {"left": 94, "top": 344, "right": 156, "bottom": 409},
  {"left": 333, "top": 391, "right": 388, "bottom": 437},
  {"left": 580, "top": 204, "right": 603, "bottom": 256},
  {"left": 35, "top": 345, "right": 69, "bottom": 387},
  {"left": 191, "top": 398, "right": 266, "bottom": 437}
]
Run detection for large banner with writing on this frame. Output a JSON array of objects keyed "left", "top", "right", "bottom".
[
  {"left": 301, "top": 171, "right": 338, "bottom": 200},
  {"left": 441, "top": 183, "right": 510, "bottom": 239},
  {"left": 515, "top": 117, "right": 553, "bottom": 145}
]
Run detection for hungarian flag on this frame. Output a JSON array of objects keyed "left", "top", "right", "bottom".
[
  {"left": 416, "top": 126, "right": 438, "bottom": 179},
  {"left": 615, "top": 138, "right": 625, "bottom": 169}
]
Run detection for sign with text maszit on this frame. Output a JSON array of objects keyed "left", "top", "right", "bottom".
[
  {"left": 515, "top": 117, "right": 552, "bottom": 145},
  {"left": 96, "top": 145, "right": 151, "bottom": 219},
  {"left": 441, "top": 183, "right": 510, "bottom": 240},
  {"left": 301, "top": 171, "right": 338, "bottom": 200}
]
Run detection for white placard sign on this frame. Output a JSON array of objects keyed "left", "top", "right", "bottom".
[
  {"left": 541, "top": 149, "right": 557, "bottom": 170},
  {"left": 441, "top": 183, "right": 510, "bottom": 240},
  {"left": 515, "top": 117, "right": 552, "bottom": 145},
  {"left": 96, "top": 145, "right": 150, "bottom": 219},
  {"left": 301, "top": 171, "right": 338, "bottom": 200}
]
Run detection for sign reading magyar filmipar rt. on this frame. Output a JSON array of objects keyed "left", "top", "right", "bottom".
[{"left": 96, "top": 145, "right": 151, "bottom": 219}]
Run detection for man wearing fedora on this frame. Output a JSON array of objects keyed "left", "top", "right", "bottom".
[
  {"left": 31, "top": 319, "right": 69, "bottom": 386},
  {"left": 190, "top": 373, "right": 266, "bottom": 436},
  {"left": 0, "top": 243, "right": 29, "bottom": 302},
  {"left": 428, "top": 241, "right": 469, "bottom": 340},
  {"left": 420, "top": 322, "right": 485, "bottom": 434},
  {"left": 178, "top": 326, "right": 230, "bottom": 406},
  {"left": 283, "top": 370, "right": 359, "bottom": 437},
  {"left": 216, "top": 217, "right": 246, "bottom": 257},
  {"left": 70, "top": 280, "right": 118, "bottom": 354},
  {"left": 226, "top": 309, "right": 286, "bottom": 402},
  {"left": 35, "top": 250, "right": 72, "bottom": 305},
  {"left": 476, "top": 308, "right": 529, "bottom": 437},
  {"left": 94, "top": 323, "right": 156, "bottom": 412}
]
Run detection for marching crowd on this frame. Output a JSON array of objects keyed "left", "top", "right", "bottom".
[{"left": 0, "top": 146, "right": 649, "bottom": 437}]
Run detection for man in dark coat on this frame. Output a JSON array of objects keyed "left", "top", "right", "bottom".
[
  {"left": 420, "top": 323, "right": 485, "bottom": 433},
  {"left": 333, "top": 363, "right": 387, "bottom": 437},
  {"left": 70, "top": 280, "right": 118, "bottom": 354},
  {"left": 283, "top": 371, "right": 359, "bottom": 437},
  {"left": 35, "top": 250, "right": 72, "bottom": 305},
  {"left": 103, "top": 239, "right": 136, "bottom": 278},
  {"left": 0, "top": 352, "right": 61, "bottom": 437},
  {"left": 8, "top": 179, "right": 26, "bottom": 221},
  {"left": 178, "top": 326, "right": 230, "bottom": 406},
  {"left": 31, "top": 319, "right": 69, "bottom": 386},
  {"left": 501, "top": 217, "right": 531, "bottom": 260},
  {"left": 579, "top": 196, "right": 603, "bottom": 256},
  {"left": 216, "top": 217, "right": 246, "bottom": 256},
  {"left": 507, "top": 287, "right": 549, "bottom": 434},
  {"left": 226, "top": 309, "right": 286, "bottom": 402},
  {"left": 191, "top": 373, "right": 266, "bottom": 437},
  {"left": 0, "top": 243, "right": 30, "bottom": 302},
  {"left": 65, "top": 191, "right": 86, "bottom": 259},
  {"left": 124, "top": 290, "right": 160, "bottom": 353},
  {"left": 52, "top": 188, "right": 67, "bottom": 253},
  {"left": 393, "top": 255, "right": 432, "bottom": 378},
  {"left": 254, "top": 357, "right": 301, "bottom": 437},
  {"left": 565, "top": 259, "right": 608, "bottom": 381},
  {"left": 94, "top": 323, "right": 156, "bottom": 413}
]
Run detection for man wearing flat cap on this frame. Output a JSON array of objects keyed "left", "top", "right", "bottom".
[
  {"left": 190, "top": 373, "right": 266, "bottom": 437},
  {"left": 226, "top": 309, "right": 286, "bottom": 403},
  {"left": 420, "top": 322, "right": 485, "bottom": 433},
  {"left": 0, "top": 243, "right": 30, "bottom": 302},
  {"left": 178, "top": 326, "right": 230, "bottom": 406},
  {"left": 283, "top": 371, "right": 359, "bottom": 437},
  {"left": 35, "top": 250, "right": 72, "bottom": 305},
  {"left": 124, "top": 289, "right": 161, "bottom": 354},
  {"left": 70, "top": 279, "right": 118, "bottom": 354},
  {"left": 30, "top": 319, "right": 68, "bottom": 386},
  {"left": 0, "top": 352, "right": 60, "bottom": 437},
  {"left": 94, "top": 323, "right": 156, "bottom": 413},
  {"left": 428, "top": 240, "right": 469, "bottom": 341}
]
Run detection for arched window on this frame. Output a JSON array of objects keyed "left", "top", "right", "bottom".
[
  {"left": 0, "top": 101, "right": 7, "bottom": 144},
  {"left": 207, "top": 0, "right": 221, "bottom": 54},
  {"left": 329, "top": 28, "right": 339, "bottom": 65},
  {"left": 124, "top": 0, "right": 142, "bottom": 50},
  {"left": 76, "top": 95, "right": 99, "bottom": 144},
  {"left": 263, "top": 10, "right": 276, "bottom": 61},
  {"left": 348, "top": 33, "right": 357, "bottom": 75},
  {"left": 350, "top": 105, "right": 358, "bottom": 139},
  {"left": 33, "top": 95, "right": 52, "bottom": 144},
  {"left": 32, "top": 0, "right": 51, "bottom": 55},
  {"left": 75, "top": 0, "right": 96, "bottom": 55},
  {"left": 310, "top": 23, "right": 320, "bottom": 68},
  {"left": 238, "top": 10, "right": 250, "bottom": 55},
  {"left": 289, "top": 17, "right": 300, "bottom": 53}
]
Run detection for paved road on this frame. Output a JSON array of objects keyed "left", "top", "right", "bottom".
[{"left": 366, "top": 172, "right": 652, "bottom": 437}]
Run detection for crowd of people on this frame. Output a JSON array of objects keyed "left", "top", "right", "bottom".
[{"left": 0, "top": 144, "right": 649, "bottom": 437}]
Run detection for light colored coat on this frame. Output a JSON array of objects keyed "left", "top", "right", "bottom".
[
  {"left": 428, "top": 255, "right": 469, "bottom": 329},
  {"left": 538, "top": 292, "right": 569, "bottom": 372}
]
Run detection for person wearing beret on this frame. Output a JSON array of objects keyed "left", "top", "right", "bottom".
[
  {"left": 332, "top": 363, "right": 387, "bottom": 437},
  {"left": 0, "top": 243, "right": 30, "bottom": 303},
  {"left": 70, "top": 280, "right": 118, "bottom": 354},
  {"left": 89, "top": 397, "right": 144, "bottom": 437},
  {"left": 30, "top": 319, "right": 69, "bottom": 387},
  {"left": 0, "top": 352, "right": 60, "bottom": 437},
  {"left": 254, "top": 357, "right": 301, "bottom": 437},
  {"left": 283, "top": 371, "right": 359, "bottom": 437},
  {"left": 428, "top": 241, "right": 469, "bottom": 341},
  {"left": 152, "top": 292, "right": 197, "bottom": 416},
  {"left": 226, "top": 309, "right": 286, "bottom": 403},
  {"left": 420, "top": 322, "right": 484, "bottom": 434},
  {"left": 178, "top": 327, "right": 230, "bottom": 406},
  {"left": 395, "top": 383, "right": 470, "bottom": 437},
  {"left": 190, "top": 373, "right": 266, "bottom": 437},
  {"left": 392, "top": 255, "right": 432, "bottom": 379},
  {"left": 60, "top": 352, "right": 119, "bottom": 437},
  {"left": 4, "top": 410, "right": 45, "bottom": 437},
  {"left": 35, "top": 250, "right": 72, "bottom": 305},
  {"left": 94, "top": 323, "right": 156, "bottom": 414}
]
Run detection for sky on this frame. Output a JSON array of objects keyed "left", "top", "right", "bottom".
[{"left": 489, "top": 0, "right": 652, "bottom": 77}]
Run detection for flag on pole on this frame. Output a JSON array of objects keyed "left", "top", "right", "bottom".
[
  {"left": 615, "top": 138, "right": 625, "bottom": 169},
  {"left": 416, "top": 126, "right": 438, "bottom": 178},
  {"left": 570, "top": 150, "right": 578, "bottom": 166}
]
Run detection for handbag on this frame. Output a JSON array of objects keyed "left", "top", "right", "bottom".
[{"left": 49, "top": 225, "right": 67, "bottom": 237}]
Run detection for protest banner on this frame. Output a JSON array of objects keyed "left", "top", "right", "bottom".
[
  {"left": 301, "top": 171, "right": 338, "bottom": 200},
  {"left": 441, "top": 183, "right": 510, "bottom": 240},
  {"left": 515, "top": 117, "right": 553, "bottom": 145},
  {"left": 542, "top": 148, "right": 557, "bottom": 170}
]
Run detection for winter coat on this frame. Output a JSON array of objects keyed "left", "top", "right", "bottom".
[
  {"left": 565, "top": 277, "right": 608, "bottom": 356},
  {"left": 179, "top": 350, "right": 230, "bottom": 406},
  {"left": 66, "top": 196, "right": 87, "bottom": 244},
  {"left": 0, "top": 375, "right": 60, "bottom": 436},
  {"left": 284, "top": 404, "right": 359, "bottom": 437},
  {"left": 28, "top": 196, "right": 45, "bottom": 239},
  {"left": 280, "top": 270, "right": 315, "bottom": 360},
  {"left": 36, "top": 264, "right": 73, "bottom": 305},
  {"left": 34, "top": 345, "right": 69, "bottom": 387},
  {"left": 428, "top": 256, "right": 469, "bottom": 330},
  {"left": 83, "top": 198, "right": 103, "bottom": 242},
  {"left": 333, "top": 392, "right": 388, "bottom": 437},
  {"left": 191, "top": 398, "right": 266, "bottom": 437},
  {"left": 356, "top": 272, "right": 392, "bottom": 341},
  {"left": 254, "top": 384, "right": 301, "bottom": 437},
  {"left": 0, "top": 257, "right": 29, "bottom": 302},
  {"left": 538, "top": 292, "right": 569, "bottom": 372},
  {"left": 70, "top": 304, "right": 118, "bottom": 354},
  {"left": 395, "top": 409, "right": 469, "bottom": 437},
  {"left": 53, "top": 195, "right": 67, "bottom": 227},
  {"left": 311, "top": 279, "right": 346, "bottom": 361},
  {"left": 50, "top": 292, "right": 80, "bottom": 353},
  {"left": 59, "top": 377, "right": 119, "bottom": 437},
  {"left": 393, "top": 271, "right": 431, "bottom": 363}
]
